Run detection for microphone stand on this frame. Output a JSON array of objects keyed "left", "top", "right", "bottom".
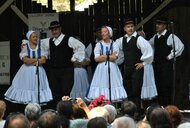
[
  {"left": 36, "top": 32, "right": 42, "bottom": 105},
  {"left": 36, "top": 60, "right": 40, "bottom": 104},
  {"left": 170, "top": 21, "right": 176, "bottom": 105},
  {"left": 106, "top": 46, "right": 112, "bottom": 103}
]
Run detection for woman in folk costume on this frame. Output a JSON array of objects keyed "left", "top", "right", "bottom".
[
  {"left": 86, "top": 26, "right": 127, "bottom": 102},
  {"left": 70, "top": 43, "right": 90, "bottom": 100},
  {"left": 4, "top": 30, "right": 53, "bottom": 104}
]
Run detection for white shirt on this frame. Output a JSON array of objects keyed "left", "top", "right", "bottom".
[
  {"left": 149, "top": 29, "right": 184, "bottom": 60},
  {"left": 115, "top": 31, "right": 153, "bottom": 65},
  {"left": 40, "top": 33, "right": 85, "bottom": 62}
]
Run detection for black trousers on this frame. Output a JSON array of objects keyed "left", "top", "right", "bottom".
[
  {"left": 153, "top": 62, "right": 173, "bottom": 107},
  {"left": 49, "top": 67, "right": 74, "bottom": 108},
  {"left": 123, "top": 66, "right": 144, "bottom": 109}
]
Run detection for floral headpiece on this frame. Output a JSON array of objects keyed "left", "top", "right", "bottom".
[{"left": 88, "top": 95, "right": 111, "bottom": 110}]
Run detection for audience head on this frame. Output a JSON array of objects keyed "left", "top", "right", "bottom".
[
  {"left": 4, "top": 113, "right": 30, "bottom": 128},
  {"left": 89, "top": 106, "right": 109, "bottom": 122},
  {"left": 165, "top": 105, "right": 182, "bottom": 128},
  {"left": 72, "top": 102, "right": 87, "bottom": 119},
  {"left": 149, "top": 107, "right": 172, "bottom": 128},
  {"left": 87, "top": 117, "right": 107, "bottom": 128},
  {"left": 145, "top": 103, "right": 161, "bottom": 122},
  {"left": 70, "top": 119, "right": 88, "bottom": 128},
  {"left": 136, "top": 120, "right": 151, "bottom": 128},
  {"left": 112, "top": 116, "right": 136, "bottom": 128},
  {"left": 121, "top": 101, "right": 137, "bottom": 118},
  {"left": 178, "top": 122, "right": 190, "bottom": 128},
  {"left": 38, "top": 111, "right": 61, "bottom": 128},
  {"left": 0, "top": 100, "right": 6, "bottom": 119},
  {"left": 24, "top": 103, "right": 41, "bottom": 121},
  {"left": 56, "top": 100, "right": 73, "bottom": 119},
  {"left": 103, "top": 104, "right": 117, "bottom": 123}
]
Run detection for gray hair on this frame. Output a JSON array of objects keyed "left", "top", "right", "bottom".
[
  {"left": 112, "top": 116, "right": 136, "bottom": 128},
  {"left": 178, "top": 122, "right": 190, "bottom": 128},
  {"left": 103, "top": 104, "right": 117, "bottom": 123},
  {"left": 24, "top": 103, "right": 41, "bottom": 121}
]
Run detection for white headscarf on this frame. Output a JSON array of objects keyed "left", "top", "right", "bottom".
[
  {"left": 106, "top": 26, "right": 113, "bottom": 37},
  {"left": 26, "top": 30, "right": 35, "bottom": 40}
]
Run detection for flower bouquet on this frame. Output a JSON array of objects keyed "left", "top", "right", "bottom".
[{"left": 88, "top": 95, "right": 111, "bottom": 110}]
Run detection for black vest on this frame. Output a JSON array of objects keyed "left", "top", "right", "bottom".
[
  {"left": 123, "top": 35, "right": 142, "bottom": 67},
  {"left": 154, "top": 31, "right": 172, "bottom": 64},
  {"left": 49, "top": 35, "right": 73, "bottom": 68}
]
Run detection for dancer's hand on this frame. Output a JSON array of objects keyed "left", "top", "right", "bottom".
[{"left": 135, "top": 63, "right": 144, "bottom": 70}]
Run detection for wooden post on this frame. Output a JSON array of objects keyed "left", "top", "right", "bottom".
[{"left": 70, "top": 0, "right": 75, "bottom": 12}]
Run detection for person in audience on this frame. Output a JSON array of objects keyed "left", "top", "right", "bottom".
[
  {"left": 89, "top": 106, "right": 109, "bottom": 121},
  {"left": 149, "top": 107, "right": 172, "bottom": 128},
  {"left": 61, "top": 96, "right": 90, "bottom": 119},
  {"left": 112, "top": 116, "right": 136, "bottom": 128},
  {"left": 87, "top": 117, "right": 107, "bottom": 128},
  {"left": 178, "top": 122, "right": 190, "bottom": 128},
  {"left": 56, "top": 100, "right": 73, "bottom": 119},
  {"left": 4, "top": 113, "right": 30, "bottom": 128},
  {"left": 0, "top": 100, "right": 6, "bottom": 128},
  {"left": 121, "top": 101, "right": 137, "bottom": 120},
  {"left": 103, "top": 104, "right": 117, "bottom": 124},
  {"left": 143, "top": 103, "right": 160, "bottom": 122},
  {"left": 4, "top": 30, "right": 52, "bottom": 104},
  {"left": 38, "top": 111, "right": 62, "bottom": 128},
  {"left": 165, "top": 105, "right": 183, "bottom": 128},
  {"left": 89, "top": 106, "right": 111, "bottom": 128},
  {"left": 69, "top": 119, "right": 88, "bottom": 128},
  {"left": 24, "top": 103, "right": 41, "bottom": 128},
  {"left": 136, "top": 120, "right": 151, "bottom": 128}
]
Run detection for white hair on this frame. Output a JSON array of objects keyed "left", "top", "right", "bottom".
[
  {"left": 103, "top": 104, "right": 117, "bottom": 123},
  {"left": 89, "top": 106, "right": 109, "bottom": 121},
  {"left": 112, "top": 116, "right": 136, "bottom": 128},
  {"left": 24, "top": 103, "right": 41, "bottom": 120},
  {"left": 178, "top": 122, "right": 190, "bottom": 128}
]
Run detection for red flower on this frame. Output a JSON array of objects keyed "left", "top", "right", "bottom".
[{"left": 88, "top": 95, "right": 111, "bottom": 110}]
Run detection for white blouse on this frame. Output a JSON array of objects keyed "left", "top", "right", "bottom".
[
  {"left": 40, "top": 33, "right": 85, "bottom": 62},
  {"left": 149, "top": 29, "right": 184, "bottom": 60},
  {"left": 115, "top": 31, "right": 153, "bottom": 65}
]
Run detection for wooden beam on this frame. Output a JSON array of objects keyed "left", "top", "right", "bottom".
[
  {"left": 0, "top": 0, "right": 14, "bottom": 14},
  {"left": 10, "top": 5, "right": 28, "bottom": 26},
  {"left": 135, "top": 0, "right": 173, "bottom": 30}
]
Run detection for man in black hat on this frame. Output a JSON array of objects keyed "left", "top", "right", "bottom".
[
  {"left": 47, "top": 21, "right": 85, "bottom": 108},
  {"left": 115, "top": 18, "right": 153, "bottom": 112},
  {"left": 149, "top": 16, "right": 184, "bottom": 106}
]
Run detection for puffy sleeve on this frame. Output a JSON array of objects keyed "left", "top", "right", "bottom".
[
  {"left": 40, "top": 38, "right": 50, "bottom": 58},
  {"left": 40, "top": 42, "right": 48, "bottom": 59},
  {"left": 94, "top": 42, "right": 101, "bottom": 58},
  {"left": 19, "top": 40, "right": 29, "bottom": 60},
  {"left": 112, "top": 41, "right": 119, "bottom": 56},
  {"left": 137, "top": 36, "right": 153, "bottom": 65},
  {"left": 68, "top": 37, "right": 85, "bottom": 62},
  {"left": 167, "top": 34, "right": 184, "bottom": 59}
]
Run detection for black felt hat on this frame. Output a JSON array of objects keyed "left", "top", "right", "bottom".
[
  {"left": 155, "top": 16, "right": 169, "bottom": 24},
  {"left": 124, "top": 17, "right": 135, "bottom": 25},
  {"left": 48, "top": 21, "right": 61, "bottom": 29}
]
